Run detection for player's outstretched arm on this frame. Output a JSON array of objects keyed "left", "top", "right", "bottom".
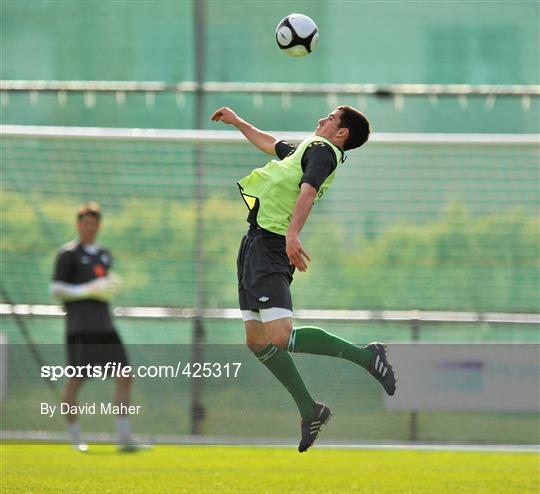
[
  {"left": 210, "top": 107, "right": 278, "bottom": 155},
  {"left": 50, "top": 274, "right": 121, "bottom": 303}
]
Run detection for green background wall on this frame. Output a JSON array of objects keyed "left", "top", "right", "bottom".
[{"left": 1, "top": 0, "right": 539, "bottom": 132}]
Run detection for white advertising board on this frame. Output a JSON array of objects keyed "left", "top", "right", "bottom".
[{"left": 385, "top": 344, "right": 539, "bottom": 412}]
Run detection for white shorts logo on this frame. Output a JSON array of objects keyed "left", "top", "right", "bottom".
[{"left": 258, "top": 296, "right": 269, "bottom": 302}]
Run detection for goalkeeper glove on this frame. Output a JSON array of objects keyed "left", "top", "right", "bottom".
[
  {"left": 51, "top": 273, "right": 122, "bottom": 302},
  {"left": 84, "top": 273, "right": 122, "bottom": 302}
]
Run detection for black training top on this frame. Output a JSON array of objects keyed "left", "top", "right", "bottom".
[
  {"left": 53, "top": 240, "right": 115, "bottom": 335},
  {"left": 275, "top": 140, "right": 339, "bottom": 191},
  {"left": 246, "top": 139, "right": 339, "bottom": 227}
]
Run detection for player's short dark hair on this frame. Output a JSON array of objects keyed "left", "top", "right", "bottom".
[
  {"left": 77, "top": 202, "right": 102, "bottom": 222},
  {"left": 336, "top": 105, "right": 371, "bottom": 151}
]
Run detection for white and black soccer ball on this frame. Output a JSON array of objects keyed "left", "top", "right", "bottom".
[{"left": 275, "top": 13, "right": 319, "bottom": 57}]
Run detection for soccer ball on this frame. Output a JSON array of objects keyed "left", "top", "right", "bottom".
[{"left": 275, "top": 13, "right": 319, "bottom": 57}]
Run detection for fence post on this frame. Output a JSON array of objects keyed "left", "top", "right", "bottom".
[
  {"left": 409, "top": 316, "right": 420, "bottom": 442},
  {"left": 190, "top": 0, "right": 207, "bottom": 436}
]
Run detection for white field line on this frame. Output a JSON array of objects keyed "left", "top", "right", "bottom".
[
  {"left": 1, "top": 430, "right": 538, "bottom": 453},
  {"left": 1, "top": 304, "right": 539, "bottom": 325}
]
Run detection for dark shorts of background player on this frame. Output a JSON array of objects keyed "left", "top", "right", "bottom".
[
  {"left": 66, "top": 331, "right": 130, "bottom": 372},
  {"left": 237, "top": 225, "right": 295, "bottom": 311}
]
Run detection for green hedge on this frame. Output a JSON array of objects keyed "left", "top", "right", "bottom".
[{"left": 2, "top": 193, "right": 538, "bottom": 311}]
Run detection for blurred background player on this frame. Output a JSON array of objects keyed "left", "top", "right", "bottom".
[
  {"left": 50, "top": 202, "right": 138, "bottom": 452},
  {"left": 211, "top": 106, "right": 396, "bottom": 452}
]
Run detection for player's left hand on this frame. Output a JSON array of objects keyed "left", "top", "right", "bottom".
[
  {"left": 286, "top": 234, "right": 311, "bottom": 272},
  {"left": 86, "top": 273, "right": 122, "bottom": 302}
]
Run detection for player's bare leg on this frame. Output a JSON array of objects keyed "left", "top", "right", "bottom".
[
  {"left": 114, "top": 374, "right": 144, "bottom": 451},
  {"left": 244, "top": 319, "right": 271, "bottom": 352},
  {"left": 263, "top": 316, "right": 293, "bottom": 350},
  {"left": 114, "top": 374, "right": 132, "bottom": 411},
  {"left": 62, "top": 377, "right": 84, "bottom": 423},
  {"left": 62, "top": 377, "right": 88, "bottom": 452},
  {"left": 114, "top": 375, "right": 151, "bottom": 452}
]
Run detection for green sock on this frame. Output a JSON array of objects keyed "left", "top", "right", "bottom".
[
  {"left": 254, "top": 343, "right": 316, "bottom": 420},
  {"left": 288, "top": 326, "right": 372, "bottom": 369}
]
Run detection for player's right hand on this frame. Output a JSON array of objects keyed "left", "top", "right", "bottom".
[{"left": 210, "top": 107, "right": 239, "bottom": 125}]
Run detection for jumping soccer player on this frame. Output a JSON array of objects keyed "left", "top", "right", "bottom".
[
  {"left": 50, "top": 202, "right": 141, "bottom": 452},
  {"left": 211, "top": 106, "right": 396, "bottom": 452}
]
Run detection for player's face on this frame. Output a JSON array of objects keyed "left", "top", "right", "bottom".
[
  {"left": 315, "top": 109, "right": 343, "bottom": 139},
  {"left": 77, "top": 215, "right": 100, "bottom": 244}
]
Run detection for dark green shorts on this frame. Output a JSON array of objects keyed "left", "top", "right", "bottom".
[{"left": 237, "top": 225, "right": 295, "bottom": 311}]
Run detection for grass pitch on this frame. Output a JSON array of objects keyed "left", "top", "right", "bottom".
[{"left": 1, "top": 444, "right": 538, "bottom": 494}]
